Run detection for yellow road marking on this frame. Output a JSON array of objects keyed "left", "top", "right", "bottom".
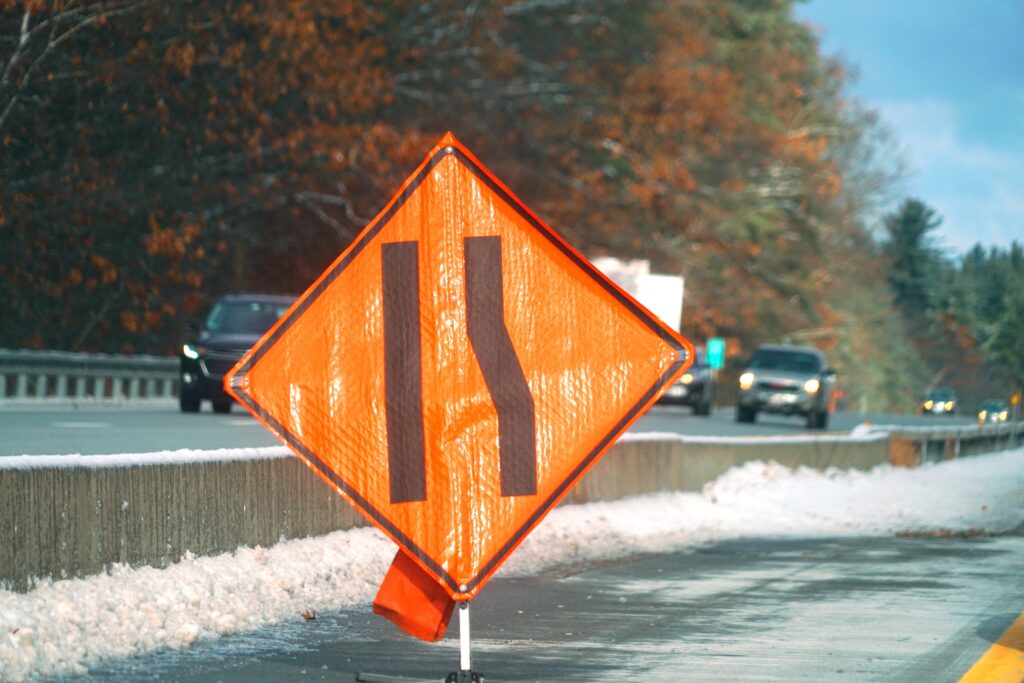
[{"left": 959, "top": 609, "right": 1024, "bottom": 682}]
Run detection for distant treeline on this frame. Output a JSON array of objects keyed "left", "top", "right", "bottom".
[
  {"left": 881, "top": 199, "right": 1023, "bottom": 409},
  {"left": 1, "top": 0, "right": 1017, "bottom": 410}
]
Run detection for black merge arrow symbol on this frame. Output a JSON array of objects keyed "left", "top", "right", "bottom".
[{"left": 382, "top": 236, "right": 537, "bottom": 504}]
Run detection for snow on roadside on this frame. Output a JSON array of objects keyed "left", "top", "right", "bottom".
[
  {"left": 0, "top": 446, "right": 292, "bottom": 469},
  {"left": 0, "top": 528, "right": 394, "bottom": 681},
  {"left": 2, "top": 448, "right": 1022, "bottom": 681}
]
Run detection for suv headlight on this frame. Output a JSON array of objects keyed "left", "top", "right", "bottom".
[
  {"left": 945, "top": 401, "right": 955, "bottom": 411},
  {"left": 803, "top": 378, "right": 820, "bottom": 394},
  {"left": 924, "top": 400, "right": 934, "bottom": 410},
  {"left": 738, "top": 372, "right": 755, "bottom": 390},
  {"left": 182, "top": 343, "right": 202, "bottom": 360}
]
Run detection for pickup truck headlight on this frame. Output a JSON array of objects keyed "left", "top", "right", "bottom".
[
  {"left": 681, "top": 373, "right": 694, "bottom": 385},
  {"left": 182, "top": 343, "right": 202, "bottom": 360},
  {"left": 738, "top": 372, "right": 755, "bottom": 390},
  {"left": 803, "top": 378, "right": 820, "bottom": 394}
]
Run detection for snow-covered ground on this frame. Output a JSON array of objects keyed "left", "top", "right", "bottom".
[{"left": 2, "top": 447, "right": 1022, "bottom": 681}]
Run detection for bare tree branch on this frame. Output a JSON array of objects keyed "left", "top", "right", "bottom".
[{"left": 0, "top": 1, "right": 151, "bottom": 132}]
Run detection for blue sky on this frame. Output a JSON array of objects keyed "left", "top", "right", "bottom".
[{"left": 795, "top": 0, "right": 1024, "bottom": 256}]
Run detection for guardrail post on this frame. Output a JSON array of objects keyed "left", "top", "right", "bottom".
[
  {"left": 944, "top": 435, "right": 959, "bottom": 460},
  {"left": 889, "top": 436, "right": 917, "bottom": 467}
]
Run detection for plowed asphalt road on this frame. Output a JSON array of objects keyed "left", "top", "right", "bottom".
[
  {"left": 78, "top": 535, "right": 1024, "bottom": 683},
  {"left": 0, "top": 401, "right": 977, "bottom": 456}
]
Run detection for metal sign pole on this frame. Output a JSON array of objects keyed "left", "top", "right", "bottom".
[
  {"left": 445, "top": 601, "right": 482, "bottom": 683},
  {"left": 357, "top": 601, "right": 482, "bottom": 683},
  {"left": 460, "top": 602, "right": 471, "bottom": 671}
]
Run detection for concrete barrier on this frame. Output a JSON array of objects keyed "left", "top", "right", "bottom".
[
  {"left": 566, "top": 433, "right": 890, "bottom": 503},
  {"left": 0, "top": 425, "right": 1018, "bottom": 592},
  {"left": 0, "top": 450, "right": 364, "bottom": 592}
]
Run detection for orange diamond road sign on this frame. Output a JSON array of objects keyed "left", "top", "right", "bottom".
[{"left": 225, "top": 132, "right": 693, "bottom": 600}]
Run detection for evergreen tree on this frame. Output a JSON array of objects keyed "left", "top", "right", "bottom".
[
  {"left": 985, "top": 291, "right": 1024, "bottom": 388},
  {"left": 881, "top": 198, "right": 944, "bottom": 317}
]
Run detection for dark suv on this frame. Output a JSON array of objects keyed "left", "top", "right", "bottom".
[
  {"left": 179, "top": 293, "right": 295, "bottom": 413},
  {"left": 657, "top": 347, "right": 716, "bottom": 415},
  {"left": 920, "top": 388, "right": 957, "bottom": 416},
  {"left": 735, "top": 344, "right": 837, "bottom": 429}
]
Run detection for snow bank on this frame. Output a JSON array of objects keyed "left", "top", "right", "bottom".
[
  {"left": 618, "top": 430, "right": 888, "bottom": 445},
  {"left": 2, "top": 449, "right": 1022, "bottom": 681},
  {"left": 0, "top": 446, "right": 291, "bottom": 469}
]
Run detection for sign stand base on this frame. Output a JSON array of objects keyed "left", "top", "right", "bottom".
[
  {"left": 355, "top": 602, "right": 485, "bottom": 683},
  {"left": 444, "top": 672, "right": 483, "bottom": 683}
]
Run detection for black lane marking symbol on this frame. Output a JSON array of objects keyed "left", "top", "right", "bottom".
[
  {"left": 382, "top": 241, "right": 427, "bottom": 504},
  {"left": 464, "top": 236, "right": 538, "bottom": 497},
  {"left": 381, "top": 236, "right": 537, "bottom": 504}
]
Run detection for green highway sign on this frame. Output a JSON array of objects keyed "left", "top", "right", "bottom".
[{"left": 706, "top": 337, "right": 726, "bottom": 370}]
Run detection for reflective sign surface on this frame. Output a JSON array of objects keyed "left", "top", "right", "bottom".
[{"left": 226, "top": 133, "right": 692, "bottom": 599}]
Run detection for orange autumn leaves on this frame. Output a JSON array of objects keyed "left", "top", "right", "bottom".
[{"left": 3, "top": 0, "right": 874, "bottom": 359}]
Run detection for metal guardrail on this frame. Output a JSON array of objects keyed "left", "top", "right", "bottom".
[
  {"left": 878, "top": 421, "right": 1023, "bottom": 466},
  {"left": 0, "top": 348, "right": 178, "bottom": 401}
]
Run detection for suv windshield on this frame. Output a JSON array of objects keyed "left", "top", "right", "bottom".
[
  {"left": 749, "top": 350, "right": 822, "bottom": 373},
  {"left": 926, "top": 389, "right": 956, "bottom": 401},
  {"left": 205, "top": 300, "right": 290, "bottom": 334}
]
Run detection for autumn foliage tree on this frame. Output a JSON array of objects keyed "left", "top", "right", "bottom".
[
  {"left": 2, "top": 1, "right": 424, "bottom": 352},
  {"left": 3, "top": 0, "right": 967, "bottom": 412}
]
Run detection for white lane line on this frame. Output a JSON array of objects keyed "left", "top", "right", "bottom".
[
  {"left": 50, "top": 421, "right": 112, "bottom": 429},
  {"left": 223, "top": 419, "right": 261, "bottom": 427}
]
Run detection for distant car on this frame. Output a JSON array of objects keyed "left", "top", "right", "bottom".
[
  {"left": 657, "top": 347, "right": 715, "bottom": 415},
  {"left": 179, "top": 293, "right": 296, "bottom": 413},
  {"left": 735, "top": 344, "right": 837, "bottom": 430},
  {"left": 920, "top": 388, "right": 957, "bottom": 416},
  {"left": 977, "top": 399, "right": 1008, "bottom": 424}
]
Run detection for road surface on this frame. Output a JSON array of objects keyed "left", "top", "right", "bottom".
[
  {"left": 0, "top": 402, "right": 977, "bottom": 457},
  {"left": 76, "top": 535, "right": 1024, "bottom": 682}
]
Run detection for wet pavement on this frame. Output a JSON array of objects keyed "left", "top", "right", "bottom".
[{"left": 73, "top": 534, "right": 1024, "bottom": 682}]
